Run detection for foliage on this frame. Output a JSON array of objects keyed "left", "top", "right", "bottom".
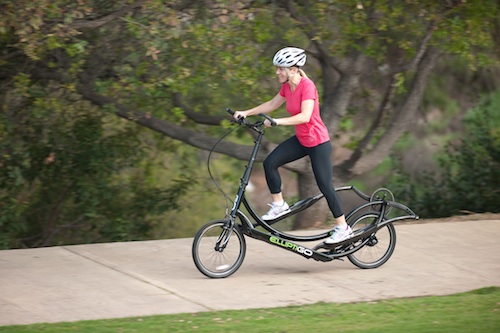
[
  {"left": 389, "top": 92, "right": 500, "bottom": 217},
  {"left": 1, "top": 1, "right": 499, "bottom": 244},
  {"left": 0, "top": 77, "right": 193, "bottom": 249},
  {"left": 1, "top": 287, "right": 498, "bottom": 333}
]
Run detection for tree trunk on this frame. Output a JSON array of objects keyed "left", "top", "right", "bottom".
[
  {"left": 349, "top": 48, "right": 441, "bottom": 176},
  {"left": 320, "top": 53, "right": 365, "bottom": 136}
]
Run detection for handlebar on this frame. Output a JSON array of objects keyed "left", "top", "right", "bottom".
[{"left": 226, "top": 108, "right": 277, "bottom": 127}]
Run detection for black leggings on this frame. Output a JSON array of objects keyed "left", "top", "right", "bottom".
[{"left": 263, "top": 136, "right": 344, "bottom": 218}]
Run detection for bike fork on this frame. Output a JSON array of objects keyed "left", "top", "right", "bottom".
[{"left": 215, "top": 218, "right": 235, "bottom": 251}]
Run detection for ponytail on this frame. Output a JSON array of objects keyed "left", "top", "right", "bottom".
[{"left": 298, "top": 68, "right": 308, "bottom": 79}]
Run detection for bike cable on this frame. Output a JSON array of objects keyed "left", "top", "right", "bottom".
[{"left": 207, "top": 124, "right": 240, "bottom": 216}]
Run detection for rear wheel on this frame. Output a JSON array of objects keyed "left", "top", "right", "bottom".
[
  {"left": 192, "top": 220, "right": 246, "bottom": 278},
  {"left": 347, "top": 212, "right": 396, "bottom": 269},
  {"left": 370, "top": 187, "right": 395, "bottom": 215}
]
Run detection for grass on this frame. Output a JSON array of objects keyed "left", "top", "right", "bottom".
[{"left": 1, "top": 287, "right": 498, "bottom": 333}]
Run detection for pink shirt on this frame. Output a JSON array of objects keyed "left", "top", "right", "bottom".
[{"left": 279, "top": 77, "right": 330, "bottom": 147}]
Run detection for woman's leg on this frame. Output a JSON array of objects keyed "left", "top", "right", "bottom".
[
  {"left": 263, "top": 136, "right": 306, "bottom": 195},
  {"left": 261, "top": 136, "right": 306, "bottom": 220},
  {"left": 307, "top": 141, "right": 346, "bottom": 226}
]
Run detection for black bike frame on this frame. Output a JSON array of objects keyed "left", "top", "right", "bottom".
[{"left": 223, "top": 116, "right": 418, "bottom": 262}]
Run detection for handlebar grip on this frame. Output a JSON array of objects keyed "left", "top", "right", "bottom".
[
  {"left": 226, "top": 108, "right": 276, "bottom": 127},
  {"left": 258, "top": 113, "right": 277, "bottom": 126}
]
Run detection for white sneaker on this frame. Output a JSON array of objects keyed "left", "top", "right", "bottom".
[
  {"left": 262, "top": 202, "right": 290, "bottom": 220},
  {"left": 325, "top": 225, "right": 353, "bottom": 244}
]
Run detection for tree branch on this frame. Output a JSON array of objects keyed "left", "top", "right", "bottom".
[
  {"left": 349, "top": 47, "right": 441, "bottom": 176},
  {"left": 389, "top": 21, "right": 437, "bottom": 74},
  {"left": 389, "top": 1, "right": 465, "bottom": 74},
  {"left": 77, "top": 85, "right": 269, "bottom": 161},
  {"left": 340, "top": 74, "right": 398, "bottom": 171},
  {"left": 30, "top": 69, "right": 267, "bottom": 161},
  {"left": 172, "top": 92, "right": 227, "bottom": 125},
  {"left": 70, "top": 0, "right": 145, "bottom": 30},
  {"left": 281, "top": 0, "right": 346, "bottom": 74}
]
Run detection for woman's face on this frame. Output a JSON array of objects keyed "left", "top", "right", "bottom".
[{"left": 275, "top": 66, "right": 292, "bottom": 83}]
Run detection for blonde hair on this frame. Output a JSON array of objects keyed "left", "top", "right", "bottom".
[{"left": 298, "top": 68, "right": 308, "bottom": 79}]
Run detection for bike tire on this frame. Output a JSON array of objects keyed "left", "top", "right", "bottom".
[
  {"left": 347, "top": 212, "right": 397, "bottom": 269},
  {"left": 192, "top": 219, "right": 246, "bottom": 278}
]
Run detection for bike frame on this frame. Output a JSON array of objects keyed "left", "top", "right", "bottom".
[{"left": 221, "top": 115, "right": 418, "bottom": 262}]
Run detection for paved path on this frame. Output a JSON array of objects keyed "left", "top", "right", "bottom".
[{"left": 1, "top": 219, "right": 499, "bottom": 326}]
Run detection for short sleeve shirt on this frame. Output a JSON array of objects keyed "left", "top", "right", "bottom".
[{"left": 279, "top": 77, "right": 330, "bottom": 147}]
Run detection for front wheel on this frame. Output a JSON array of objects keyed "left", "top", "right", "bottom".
[
  {"left": 347, "top": 212, "right": 397, "bottom": 269},
  {"left": 192, "top": 219, "right": 246, "bottom": 278}
]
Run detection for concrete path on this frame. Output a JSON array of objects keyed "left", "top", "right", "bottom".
[{"left": 1, "top": 219, "right": 499, "bottom": 326}]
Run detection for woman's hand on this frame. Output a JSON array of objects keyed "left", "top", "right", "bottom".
[
  {"left": 264, "top": 118, "right": 278, "bottom": 128},
  {"left": 233, "top": 110, "right": 248, "bottom": 121}
]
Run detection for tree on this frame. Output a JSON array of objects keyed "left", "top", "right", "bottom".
[
  {"left": 389, "top": 92, "right": 500, "bottom": 217},
  {"left": 0, "top": 1, "right": 196, "bottom": 248},
  {"left": 1, "top": 0, "right": 498, "bottom": 234},
  {"left": 0, "top": 82, "right": 193, "bottom": 248}
]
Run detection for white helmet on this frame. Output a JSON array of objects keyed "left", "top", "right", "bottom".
[{"left": 273, "top": 47, "right": 307, "bottom": 67}]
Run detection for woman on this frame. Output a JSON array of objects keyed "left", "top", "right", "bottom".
[{"left": 233, "top": 47, "right": 352, "bottom": 244}]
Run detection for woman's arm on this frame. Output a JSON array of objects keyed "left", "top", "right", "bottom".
[{"left": 274, "top": 99, "right": 314, "bottom": 126}]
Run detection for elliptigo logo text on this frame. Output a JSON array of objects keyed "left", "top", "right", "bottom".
[{"left": 269, "top": 236, "right": 313, "bottom": 256}]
